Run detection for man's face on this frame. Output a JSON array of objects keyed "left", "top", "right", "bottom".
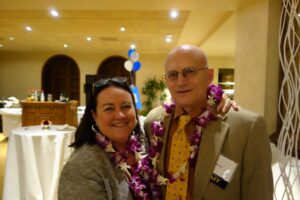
[{"left": 164, "top": 48, "right": 213, "bottom": 112}]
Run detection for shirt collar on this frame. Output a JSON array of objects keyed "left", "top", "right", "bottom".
[{"left": 173, "top": 101, "right": 206, "bottom": 120}]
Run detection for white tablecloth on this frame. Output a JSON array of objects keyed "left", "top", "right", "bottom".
[
  {"left": 77, "top": 106, "right": 85, "bottom": 123},
  {"left": 0, "top": 108, "right": 22, "bottom": 137},
  {"left": 0, "top": 107, "right": 85, "bottom": 137},
  {"left": 3, "top": 125, "right": 75, "bottom": 200}
]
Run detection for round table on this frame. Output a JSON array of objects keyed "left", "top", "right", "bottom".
[{"left": 3, "top": 125, "right": 75, "bottom": 200}]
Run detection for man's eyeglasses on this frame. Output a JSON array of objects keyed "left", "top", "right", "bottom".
[
  {"left": 92, "top": 77, "right": 128, "bottom": 94},
  {"left": 164, "top": 66, "right": 207, "bottom": 82}
]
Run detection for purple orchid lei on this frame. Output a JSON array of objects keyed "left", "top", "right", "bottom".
[
  {"left": 94, "top": 84, "right": 223, "bottom": 200},
  {"left": 147, "top": 84, "right": 223, "bottom": 188}
]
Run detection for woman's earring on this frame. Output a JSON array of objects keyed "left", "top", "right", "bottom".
[{"left": 92, "top": 124, "right": 100, "bottom": 135}]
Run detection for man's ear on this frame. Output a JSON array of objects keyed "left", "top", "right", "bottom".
[{"left": 207, "top": 68, "right": 214, "bottom": 84}]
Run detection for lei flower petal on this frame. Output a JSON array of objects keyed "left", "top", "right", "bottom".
[{"left": 207, "top": 84, "right": 223, "bottom": 105}]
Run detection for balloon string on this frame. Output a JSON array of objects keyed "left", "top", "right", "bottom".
[{"left": 131, "top": 71, "right": 135, "bottom": 86}]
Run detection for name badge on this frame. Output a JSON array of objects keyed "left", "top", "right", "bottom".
[{"left": 210, "top": 154, "right": 238, "bottom": 189}]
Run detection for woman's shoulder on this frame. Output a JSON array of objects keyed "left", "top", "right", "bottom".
[
  {"left": 64, "top": 144, "right": 110, "bottom": 171},
  {"left": 60, "top": 144, "right": 126, "bottom": 183}
]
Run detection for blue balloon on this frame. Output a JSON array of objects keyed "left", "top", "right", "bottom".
[
  {"left": 132, "top": 61, "right": 141, "bottom": 72},
  {"left": 128, "top": 49, "right": 135, "bottom": 57}
]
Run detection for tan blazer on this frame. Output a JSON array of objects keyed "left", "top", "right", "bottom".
[
  {"left": 58, "top": 144, "right": 134, "bottom": 200},
  {"left": 144, "top": 106, "right": 273, "bottom": 200}
]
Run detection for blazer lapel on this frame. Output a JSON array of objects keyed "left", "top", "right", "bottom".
[
  {"left": 158, "top": 114, "right": 172, "bottom": 174},
  {"left": 192, "top": 118, "right": 229, "bottom": 199}
]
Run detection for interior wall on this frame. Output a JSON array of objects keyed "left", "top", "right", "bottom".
[
  {"left": 0, "top": 52, "right": 46, "bottom": 100},
  {"left": 135, "top": 53, "right": 166, "bottom": 104},
  {"left": 207, "top": 56, "right": 235, "bottom": 84},
  {"left": 235, "top": 0, "right": 280, "bottom": 135},
  {"left": 0, "top": 51, "right": 166, "bottom": 105},
  {"left": 0, "top": 51, "right": 234, "bottom": 107}
]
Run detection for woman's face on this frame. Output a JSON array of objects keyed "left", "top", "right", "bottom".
[{"left": 92, "top": 86, "right": 137, "bottom": 150}]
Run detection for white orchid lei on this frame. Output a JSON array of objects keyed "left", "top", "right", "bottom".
[
  {"left": 94, "top": 131, "right": 151, "bottom": 199},
  {"left": 94, "top": 84, "right": 223, "bottom": 200}
]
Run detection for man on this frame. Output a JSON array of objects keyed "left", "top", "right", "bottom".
[{"left": 144, "top": 45, "right": 273, "bottom": 199}]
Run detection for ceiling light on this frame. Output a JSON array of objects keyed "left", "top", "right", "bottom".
[
  {"left": 165, "top": 34, "right": 173, "bottom": 43},
  {"left": 298, "top": 13, "right": 300, "bottom": 17},
  {"left": 9, "top": 37, "right": 14, "bottom": 40},
  {"left": 25, "top": 26, "right": 32, "bottom": 31},
  {"left": 120, "top": 27, "right": 126, "bottom": 32},
  {"left": 170, "top": 10, "right": 178, "bottom": 19},
  {"left": 166, "top": 37, "right": 172, "bottom": 43},
  {"left": 64, "top": 44, "right": 68, "bottom": 48},
  {"left": 0, "top": 44, "right": 3, "bottom": 47},
  {"left": 50, "top": 9, "right": 59, "bottom": 17},
  {"left": 130, "top": 44, "right": 136, "bottom": 49},
  {"left": 86, "top": 37, "right": 92, "bottom": 41}
]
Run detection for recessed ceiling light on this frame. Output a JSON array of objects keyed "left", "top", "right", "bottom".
[
  {"left": 120, "top": 27, "right": 126, "bottom": 32},
  {"left": 165, "top": 34, "right": 173, "bottom": 43},
  {"left": 50, "top": 9, "right": 59, "bottom": 17},
  {"left": 86, "top": 37, "right": 92, "bottom": 41},
  {"left": 64, "top": 44, "right": 68, "bottom": 48},
  {"left": 170, "top": 10, "right": 178, "bottom": 19},
  {"left": 166, "top": 38, "right": 172, "bottom": 43},
  {"left": 130, "top": 44, "right": 136, "bottom": 49},
  {"left": 25, "top": 26, "right": 32, "bottom": 31},
  {"left": 0, "top": 44, "right": 3, "bottom": 47},
  {"left": 9, "top": 37, "right": 14, "bottom": 40}
]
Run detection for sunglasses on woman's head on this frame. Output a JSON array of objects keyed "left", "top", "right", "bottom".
[{"left": 92, "top": 77, "right": 128, "bottom": 94}]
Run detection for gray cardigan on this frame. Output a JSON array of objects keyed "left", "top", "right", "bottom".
[{"left": 58, "top": 144, "right": 134, "bottom": 200}]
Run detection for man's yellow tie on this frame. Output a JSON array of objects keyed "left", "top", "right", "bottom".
[{"left": 166, "top": 115, "right": 191, "bottom": 200}]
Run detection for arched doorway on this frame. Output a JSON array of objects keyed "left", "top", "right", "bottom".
[
  {"left": 84, "top": 55, "right": 135, "bottom": 103},
  {"left": 97, "top": 55, "right": 134, "bottom": 85},
  {"left": 42, "top": 55, "right": 80, "bottom": 102}
]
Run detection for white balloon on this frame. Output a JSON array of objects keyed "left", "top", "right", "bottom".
[
  {"left": 124, "top": 60, "right": 133, "bottom": 71},
  {"left": 130, "top": 51, "right": 139, "bottom": 62}
]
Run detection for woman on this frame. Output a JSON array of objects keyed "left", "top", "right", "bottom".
[{"left": 58, "top": 77, "right": 148, "bottom": 200}]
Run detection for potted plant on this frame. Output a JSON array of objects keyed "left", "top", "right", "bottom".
[{"left": 141, "top": 77, "right": 167, "bottom": 116}]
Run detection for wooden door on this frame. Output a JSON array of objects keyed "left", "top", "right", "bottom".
[
  {"left": 97, "top": 55, "right": 134, "bottom": 85},
  {"left": 42, "top": 55, "right": 80, "bottom": 102}
]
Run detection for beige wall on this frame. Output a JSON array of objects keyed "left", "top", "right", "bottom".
[
  {"left": 0, "top": 51, "right": 166, "bottom": 106},
  {"left": 207, "top": 56, "right": 235, "bottom": 84},
  {"left": 0, "top": 51, "right": 234, "bottom": 106},
  {"left": 235, "top": 0, "right": 280, "bottom": 135},
  {"left": 0, "top": 52, "right": 46, "bottom": 100},
  {"left": 136, "top": 53, "right": 166, "bottom": 103}
]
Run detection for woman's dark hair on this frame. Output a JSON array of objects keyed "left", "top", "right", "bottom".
[{"left": 70, "top": 77, "right": 142, "bottom": 148}]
